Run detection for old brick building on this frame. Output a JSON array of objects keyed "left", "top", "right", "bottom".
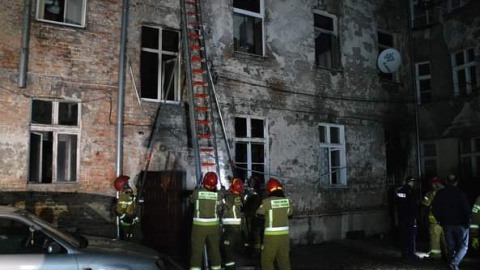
[{"left": 0, "top": 0, "right": 437, "bottom": 252}]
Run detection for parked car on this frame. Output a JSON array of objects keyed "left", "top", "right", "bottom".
[{"left": 0, "top": 205, "right": 181, "bottom": 270}]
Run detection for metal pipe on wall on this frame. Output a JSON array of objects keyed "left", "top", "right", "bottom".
[
  {"left": 18, "top": 0, "right": 32, "bottom": 88},
  {"left": 116, "top": 0, "right": 129, "bottom": 239}
]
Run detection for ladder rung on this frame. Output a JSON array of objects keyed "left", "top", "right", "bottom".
[
  {"left": 200, "top": 147, "right": 214, "bottom": 152},
  {"left": 194, "top": 93, "right": 208, "bottom": 98},
  {"left": 190, "top": 44, "right": 203, "bottom": 51},
  {"left": 198, "top": 133, "right": 213, "bottom": 139},
  {"left": 194, "top": 81, "right": 207, "bottom": 87},
  {"left": 192, "top": 68, "right": 204, "bottom": 74},
  {"left": 188, "top": 33, "right": 202, "bottom": 39},
  {"left": 197, "top": 119, "right": 209, "bottom": 125},
  {"left": 186, "top": 1, "right": 197, "bottom": 5},
  {"left": 188, "top": 22, "right": 200, "bottom": 27},
  {"left": 195, "top": 106, "right": 208, "bottom": 112},
  {"left": 187, "top": 11, "right": 198, "bottom": 15},
  {"left": 201, "top": 162, "right": 216, "bottom": 167},
  {"left": 191, "top": 55, "right": 204, "bottom": 62}
]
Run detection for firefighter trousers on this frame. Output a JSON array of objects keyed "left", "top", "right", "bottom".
[
  {"left": 428, "top": 223, "right": 445, "bottom": 259},
  {"left": 190, "top": 224, "right": 222, "bottom": 270},
  {"left": 261, "top": 234, "right": 291, "bottom": 270},
  {"left": 222, "top": 225, "right": 242, "bottom": 269}
]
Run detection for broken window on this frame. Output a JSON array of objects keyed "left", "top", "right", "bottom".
[
  {"left": 319, "top": 123, "right": 346, "bottom": 185},
  {"left": 233, "top": 0, "right": 264, "bottom": 55},
  {"left": 36, "top": 0, "right": 87, "bottom": 28},
  {"left": 141, "top": 26, "right": 181, "bottom": 102},
  {"left": 452, "top": 48, "right": 477, "bottom": 97},
  {"left": 29, "top": 100, "right": 80, "bottom": 183},
  {"left": 314, "top": 11, "right": 339, "bottom": 69},
  {"left": 415, "top": 62, "right": 432, "bottom": 104},
  {"left": 420, "top": 141, "right": 437, "bottom": 179},
  {"left": 377, "top": 31, "right": 398, "bottom": 82},
  {"left": 234, "top": 116, "right": 267, "bottom": 187}
]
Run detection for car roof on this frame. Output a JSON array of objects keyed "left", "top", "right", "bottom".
[{"left": 0, "top": 205, "right": 23, "bottom": 214}]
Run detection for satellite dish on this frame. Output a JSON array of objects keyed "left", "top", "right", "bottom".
[{"left": 377, "top": 48, "right": 402, "bottom": 73}]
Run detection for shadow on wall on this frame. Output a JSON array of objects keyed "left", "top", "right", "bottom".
[{"left": 0, "top": 192, "right": 117, "bottom": 238}]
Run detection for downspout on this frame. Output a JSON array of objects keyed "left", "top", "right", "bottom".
[
  {"left": 18, "top": 0, "right": 32, "bottom": 88},
  {"left": 116, "top": 0, "right": 129, "bottom": 239}
]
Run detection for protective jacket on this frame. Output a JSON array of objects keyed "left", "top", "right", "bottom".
[
  {"left": 116, "top": 189, "right": 137, "bottom": 226},
  {"left": 422, "top": 188, "right": 440, "bottom": 224},
  {"left": 221, "top": 191, "right": 244, "bottom": 269},
  {"left": 257, "top": 196, "right": 292, "bottom": 236},
  {"left": 470, "top": 195, "right": 480, "bottom": 238}
]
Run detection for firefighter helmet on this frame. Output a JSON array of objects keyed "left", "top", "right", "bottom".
[
  {"left": 229, "top": 178, "right": 244, "bottom": 195},
  {"left": 266, "top": 178, "right": 283, "bottom": 194},
  {"left": 203, "top": 172, "right": 218, "bottom": 191},
  {"left": 114, "top": 175, "right": 130, "bottom": 192},
  {"left": 430, "top": 176, "right": 440, "bottom": 185}
]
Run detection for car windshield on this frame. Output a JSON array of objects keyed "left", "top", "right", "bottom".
[{"left": 20, "top": 210, "right": 81, "bottom": 248}]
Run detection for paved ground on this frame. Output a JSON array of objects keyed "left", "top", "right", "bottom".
[
  {"left": 233, "top": 236, "right": 480, "bottom": 270},
  {"left": 166, "top": 235, "right": 480, "bottom": 269}
]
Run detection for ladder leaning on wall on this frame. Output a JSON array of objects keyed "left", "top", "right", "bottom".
[{"left": 180, "top": 0, "right": 233, "bottom": 187}]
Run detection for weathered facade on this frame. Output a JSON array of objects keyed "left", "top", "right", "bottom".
[
  {"left": 0, "top": 0, "right": 419, "bottom": 247},
  {"left": 411, "top": 0, "right": 480, "bottom": 203}
]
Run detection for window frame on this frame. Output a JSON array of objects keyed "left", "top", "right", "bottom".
[
  {"left": 140, "top": 26, "right": 182, "bottom": 103},
  {"left": 415, "top": 61, "right": 432, "bottom": 104},
  {"left": 451, "top": 47, "right": 477, "bottom": 97},
  {"left": 318, "top": 123, "right": 347, "bottom": 186},
  {"left": 29, "top": 99, "right": 81, "bottom": 184},
  {"left": 35, "top": 0, "right": 87, "bottom": 28},
  {"left": 420, "top": 141, "right": 438, "bottom": 179},
  {"left": 233, "top": 0, "right": 265, "bottom": 56},
  {"left": 410, "top": 0, "right": 434, "bottom": 28},
  {"left": 460, "top": 137, "right": 480, "bottom": 178},
  {"left": 233, "top": 115, "right": 269, "bottom": 186},
  {"left": 313, "top": 10, "right": 339, "bottom": 69}
]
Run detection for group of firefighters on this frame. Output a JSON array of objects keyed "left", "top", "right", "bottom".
[
  {"left": 395, "top": 174, "right": 480, "bottom": 270},
  {"left": 112, "top": 172, "right": 293, "bottom": 270}
]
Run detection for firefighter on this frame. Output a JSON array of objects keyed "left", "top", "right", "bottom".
[
  {"left": 421, "top": 176, "right": 445, "bottom": 259},
  {"left": 189, "top": 172, "right": 223, "bottom": 270},
  {"left": 256, "top": 178, "right": 293, "bottom": 270},
  {"left": 221, "top": 178, "right": 244, "bottom": 270},
  {"left": 114, "top": 175, "right": 140, "bottom": 241},
  {"left": 395, "top": 176, "right": 420, "bottom": 261},
  {"left": 470, "top": 194, "right": 480, "bottom": 251},
  {"left": 242, "top": 176, "right": 264, "bottom": 257}
]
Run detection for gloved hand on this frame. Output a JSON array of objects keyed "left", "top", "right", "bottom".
[{"left": 472, "top": 237, "right": 479, "bottom": 249}]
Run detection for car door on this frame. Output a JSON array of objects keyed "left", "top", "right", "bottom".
[{"left": 0, "top": 217, "right": 79, "bottom": 270}]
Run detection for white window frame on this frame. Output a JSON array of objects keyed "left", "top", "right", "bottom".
[
  {"left": 233, "top": 0, "right": 265, "bottom": 56},
  {"left": 415, "top": 61, "right": 432, "bottom": 104},
  {"left": 140, "top": 26, "right": 181, "bottom": 103},
  {"left": 29, "top": 99, "right": 81, "bottom": 184},
  {"left": 410, "top": 0, "right": 434, "bottom": 28},
  {"left": 420, "top": 141, "right": 438, "bottom": 178},
  {"left": 461, "top": 137, "right": 480, "bottom": 178},
  {"left": 452, "top": 47, "right": 477, "bottom": 97},
  {"left": 313, "top": 10, "right": 339, "bottom": 69},
  {"left": 319, "top": 123, "right": 347, "bottom": 186},
  {"left": 36, "top": 0, "right": 87, "bottom": 28},
  {"left": 233, "top": 116, "right": 269, "bottom": 184}
]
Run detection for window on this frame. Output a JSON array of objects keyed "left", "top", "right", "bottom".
[
  {"left": 452, "top": 48, "right": 477, "bottom": 97},
  {"left": 415, "top": 62, "right": 432, "bottom": 104},
  {"left": 461, "top": 137, "right": 480, "bottom": 178},
  {"left": 420, "top": 142, "right": 437, "bottom": 179},
  {"left": 234, "top": 116, "right": 268, "bottom": 187},
  {"left": 377, "top": 31, "right": 397, "bottom": 81},
  {"left": 36, "top": 0, "right": 87, "bottom": 28},
  {"left": 447, "top": 0, "right": 468, "bottom": 11},
  {"left": 410, "top": 0, "right": 434, "bottom": 28},
  {"left": 140, "top": 26, "right": 181, "bottom": 102},
  {"left": 29, "top": 100, "right": 80, "bottom": 183},
  {"left": 319, "top": 123, "right": 346, "bottom": 185},
  {"left": 314, "top": 11, "right": 339, "bottom": 69},
  {"left": 233, "top": 0, "right": 264, "bottom": 55}
]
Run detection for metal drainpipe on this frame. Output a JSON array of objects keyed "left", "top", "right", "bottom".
[
  {"left": 116, "top": 0, "right": 129, "bottom": 239},
  {"left": 18, "top": 0, "right": 32, "bottom": 88}
]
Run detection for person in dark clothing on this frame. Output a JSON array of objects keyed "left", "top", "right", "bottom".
[
  {"left": 431, "top": 174, "right": 471, "bottom": 270},
  {"left": 395, "top": 176, "right": 420, "bottom": 261}
]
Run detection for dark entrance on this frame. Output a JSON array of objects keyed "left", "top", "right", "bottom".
[{"left": 141, "top": 170, "right": 190, "bottom": 262}]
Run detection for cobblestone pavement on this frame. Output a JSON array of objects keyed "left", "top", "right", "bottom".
[{"left": 233, "top": 236, "right": 480, "bottom": 270}]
